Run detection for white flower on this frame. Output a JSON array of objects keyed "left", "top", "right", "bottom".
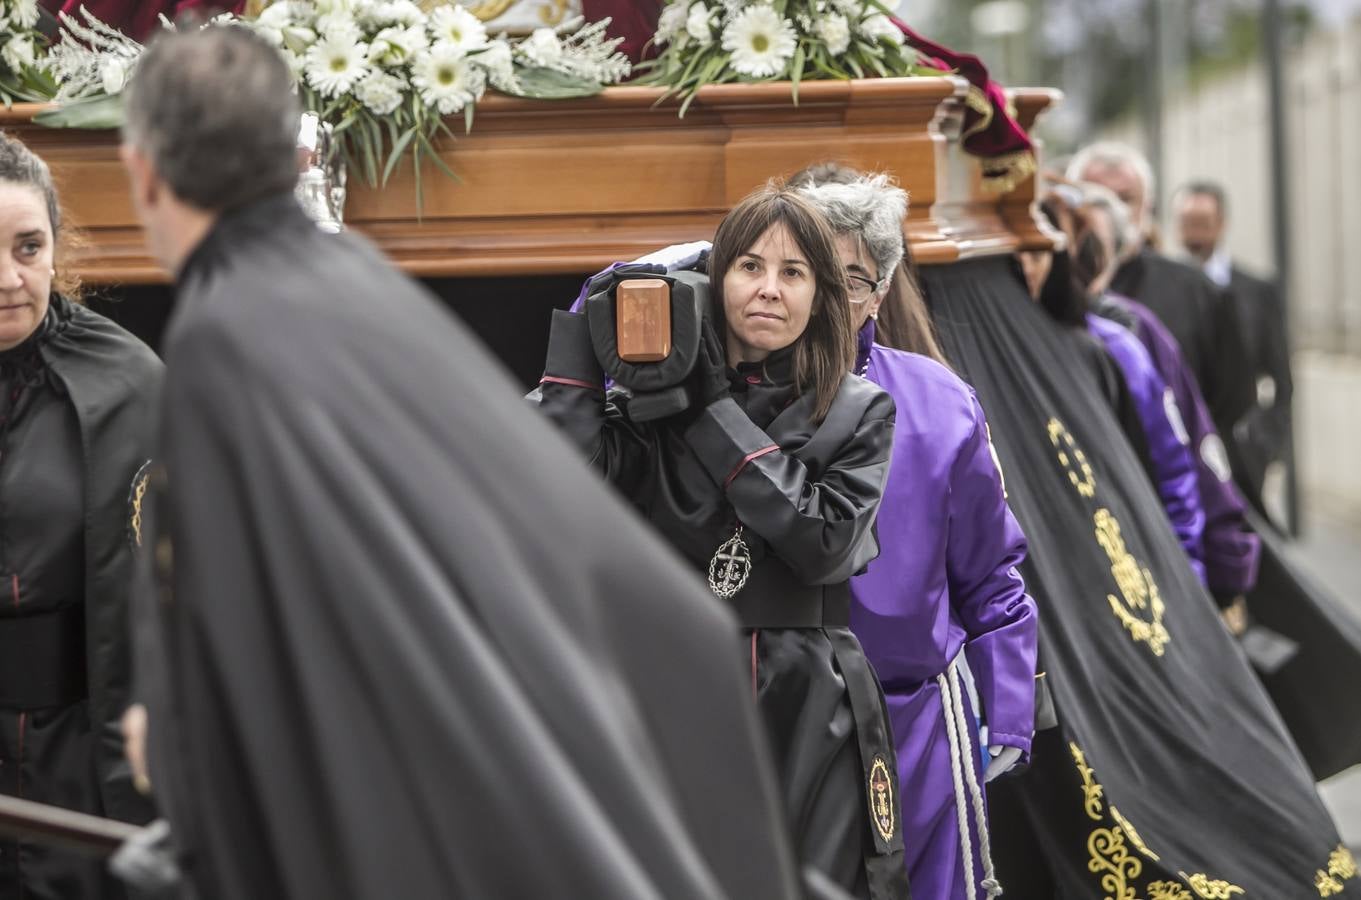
[
  {"left": 99, "top": 56, "right": 129, "bottom": 94},
  {"left": 280, "top": 47, "right": 307, "bottom": 81},
  {"left": 655, "top": 1, "right": 687, "bottom": 46},
  {"left": 377, "top": 0, "right": 424, "bottom": 27},
  {"left": 412, "top": 43, "right": 485, "bottom": 114},
  {"left": 721, "top": 6, "right": 797, "bottom": 79},
  {"left": 685, "top": 2, "right": 713, "bottom": 47},
  {"left": 315, "top": 10, "right": 361, "bottom": 41},
  {"left": 10, "top": 0, "right": 39, "bottom": 29},
  {"left": 815, "top": 12, "right": 851, "bottom": 55},
  {"left": 304, "top": 31, "right": 370, "bottom": 97},
  {"left": 859, "top": 13, "right": 904, "bottom": 45},
  {"left": 470, "top": 40, "right": 517, "bottom": 92},
  {"left": 1, "top": 34, "right": 34, "bottom": 72},
  {"left": 369, "top": 24, "right": 427, "bottom": 67},
  {"left": 280, "top": 24, "right": 317, "bottom": 55},
  {"left": 517, "top": 28, "right": 563, "bottom": 67},
  {"left": 355, "top": 70, "right": 405, "bottom": 115},
  {"left": 831, "top": 0, "right": 861, "bottom": 14},
  {"left": 428, "top": 5, "right": 488, "bottom": 54}
]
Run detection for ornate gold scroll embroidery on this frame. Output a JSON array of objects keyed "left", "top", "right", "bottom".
[
  {"left": 1088, "top": 827, "right": 1140, "bottom": 900},
  {"left": 1110, "top": 806, "right": 1159, "bottom": 861},
  {"left": 1069, "top": 742, "right": 1104, "bottom": 821},
  {"left": 1048, "top": 417, "right": 1096, "bottom": 498},
  {"left": 1094, "top": 509, "right": 1170, "bottom": 656},
  {"left": 1316, "top": 844, "right": 1358, "bottom": 895},
  {"left": 1180, "top": 872, "right": 1245, "bottom": 898},
  {"left": 537, "top": 0, "right": 570, "bottom": 25},
  {"left": 1148, "top": 883, "right": 1195, "bottom": 900}
]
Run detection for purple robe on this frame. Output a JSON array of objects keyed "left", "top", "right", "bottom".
[
  {"left": 1104, "top": 294, "right": 1261, "bottom": 600},
  {"left": 1085, "top": 313, "right": 1206, "bottom": 583},
  {"left": 852, "top": 340, "right": 1038, "bottom": 900}
]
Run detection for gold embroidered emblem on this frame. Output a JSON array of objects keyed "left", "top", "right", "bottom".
[
  {"left": 1329, "top": 845, "right": 1358, "bottom": 881},
  {"left": 127, "top": 459, "right": 153, "bottom": 551},
  {"left": 1094, "top": 509, "right": 1170, "bottom": 656},
  {"left": 1087, "top": 826, "right": 1141, "bottom": 900},
  {"left": 1048, "top": 417, "right": 1096, "bottom": 498},
  {"left": 1069, "top": 742, "right": 1104, "bottom": 821},
  {"left": 1110, "top": 805, "right": 1159, "bottom": 861},
  {"left": 867, "top": 756, "right": 895, "bottom": 843},
  {"left": 1148, "top": 882, "right": 1195, "bottom": 900},
  {"left": 1317, "top": 871, "right": 1346, "bottom": 897},
  {"left": 1180, "top": 872, "right": 1245, "bottom": 898}
]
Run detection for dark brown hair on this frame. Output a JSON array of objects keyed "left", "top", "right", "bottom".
[
  {"left": 709, "top": 184, "right": 854, "bottom": 423},
  {"left": 0, "top": 131, "right": 82, "bottom": 300}
]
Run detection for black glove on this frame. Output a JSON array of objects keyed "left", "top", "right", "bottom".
[{"left": 695, "top": 317, "right": 732, "bottom": 407}]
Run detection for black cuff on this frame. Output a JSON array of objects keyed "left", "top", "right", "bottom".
[{"left": 543, "top": 309, "right": 603, "bottom": 388}]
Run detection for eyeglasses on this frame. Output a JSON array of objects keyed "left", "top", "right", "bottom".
[{"left": 847, "top": 273, "right": 884, "bottom": 304}]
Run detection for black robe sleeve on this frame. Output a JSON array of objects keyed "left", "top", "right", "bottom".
[{"left": 682, "top": 382, "right": 895, "bottom": 584}]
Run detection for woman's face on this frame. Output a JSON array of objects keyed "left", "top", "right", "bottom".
[
  {"left": 722, "top": 221, "right": 816, "bottom": 365},
  {"left": 834, "top": 233, "right": 886, "bottom": 330},
  {"left": 0, "top": 182, "right": 53, "bottom": 352}
]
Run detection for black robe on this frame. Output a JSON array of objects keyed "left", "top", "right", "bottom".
[
  {"left": 535, "top": 315, "right": 908, "bottom": 900},
  {"left": 1111, "top": 249, "right": 1256, "bottom": 448},
  {"left": 134, "top": 194, "right": 817, "bottom": 900},
  {"left": 0, "top": 296, "right": 159, "bottom": 899},
  {"left": 921, "top": 256, "right": 1356, "bottom": 899}
]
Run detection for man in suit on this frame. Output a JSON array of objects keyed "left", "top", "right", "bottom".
[{"left": 1176, "top": 180, "right": 1294, "bottom": 521}]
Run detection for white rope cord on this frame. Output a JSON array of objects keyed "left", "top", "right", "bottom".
[
  {"left": 948, "top": 663, "right": 1003, "bottom": 898},
  {"left": 937, "top": 668, "right": 979, "bottom": 900}
]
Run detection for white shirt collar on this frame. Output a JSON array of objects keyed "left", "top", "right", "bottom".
[{"left": 1202, "top": 245, "right": 1233, "bottom": 287}]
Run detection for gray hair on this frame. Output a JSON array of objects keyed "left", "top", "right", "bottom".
[
  {"left": 122, "top": 25, "right": 301, "bottom": 213},
  {"left": 0, "top": 131, "right": 60, "bottom": 235},
  {"left": 1066, "top": 141, "right": 1156, "bottom": 212},
  {"left": 1079, "top": 181, "right": 1137, "bottom": 260},
  {"left": 796, "top": 173, "right": 908, "bottom": 284}
]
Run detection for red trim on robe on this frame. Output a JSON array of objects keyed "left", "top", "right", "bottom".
[
  {"left": 724, "top": 445, "right": 779, "bottom": 491},
  {"left": 540, "top": 375, "right": 604, "bottom": 392}
]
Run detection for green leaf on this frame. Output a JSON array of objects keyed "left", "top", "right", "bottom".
[
  {"left": 32, "top": 93, "right": 125, "bottom": 130},
  {"left": 790, "top": 43, "right": 805, "bottom": 105},
  {"left": 463, "top": 102, "right": 475, "bottom": 134},
  {"left": 382, "top": 125, "right": 417, "bottom": 185},
  {"left": 502, "top": 66, "right": 605, "bottom": 99},
  {"left": 416, "top": 130, "right": 459, "bottom": 182}
]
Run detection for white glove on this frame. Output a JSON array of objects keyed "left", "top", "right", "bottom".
[
  {"left": 631, "top": 240, "right": 712, "bottom": 271},
  {"left": 985, "top": 744, "right": 1022, "bottom": 782}
]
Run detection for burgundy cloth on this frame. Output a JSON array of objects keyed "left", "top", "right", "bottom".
[
  {"left": 892, "top": 19, "right": 1034, "bottom": 183},
  {"left": 582, "top": 0, "right": 664, "bottom": 64},
  {"left": 42, "top": 0, "right": 244, "bottom": 41}
]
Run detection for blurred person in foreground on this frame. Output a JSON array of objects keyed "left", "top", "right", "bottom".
[
  {"left": 116, "top": 24, "right": 821, "bottom": 900},
  {"left": 1175, "top": 180, "right": 1293, "bottom": 522},
  {"left": 1068, "top": 143, "right": 1256, "bottom": 456}
]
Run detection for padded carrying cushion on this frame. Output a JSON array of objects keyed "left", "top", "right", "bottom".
[{"left": 586, "top": 268, "right": 711, "bottom": 392}]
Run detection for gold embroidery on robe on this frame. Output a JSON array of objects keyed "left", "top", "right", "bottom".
[
  {"left": 1329, "top": 845, "right": 1358, "bottom": 880},
  {"left": 1094, "top": 508, "right": 1170, "bottom": 656},
  {"left": 1179, "top": 872, "right": 1245, "bottom": 898},
  {"left": 1087, "top": 826, "right": 1141, "bottom": 900},
  {"left": 1069, "top": 741, "right": 1104, "bottom": 821},
  {"left": 1048, "top": 417, "right": 1095, "bottom": 498},
  {"left": 1317, "top": 871, "right": 1346, "bottom": 896},
  {"left": 1110, "top": 806, "right": 1159, "bottom": 861},
  {"left": 1148, "top": 882, "right": 1195, "bottom": 900}
]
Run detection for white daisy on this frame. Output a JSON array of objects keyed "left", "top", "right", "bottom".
[
  {"left": 378, "top": 0, "right": 424, "bottom": 28},
  {"left": 655, "top": 1, "right": 687, "bottom": 46},
  {"left": 315, "top": 10, "right": 361, "bottom": 41},
  {"left": 412, "top": 44, "right": 486, "bottom": 114},
  {"left": 470, "top": 40, "right": 517, "bottom": 92},
  {"left": 1, "top": 34, "right": 34, "bottom": 73},
  {"left": 304, "top": 31, "right": 370, "bottom": 97},
  {"left": 355, "top": 70, "right": 405, "bottom": 115},
  {"left": 685, "top": 2, "right": 714, "bottom": 47},
  {"left": 721, "top": 6, "right": 797, "bottom": 79},
  {"left": 280, "top": 24, "right": 318, "bottom": 56},
  {"left": 428, "top": 5, "right": 488, "bottom": 55},
  {"left": 859, "top": 13, "right": 904, "bottom": 46},
  {"left": 815, "top": 12, "right": 851, "bottom": 56},
  {"left": 10, "top": 0, "right": 39, "bottom": 29},
  {"left": 517, "top": 28, "right": 562, "bottom": 68},
  {"left": 369, "top": 24, "right": 427, "bottom": 67}
]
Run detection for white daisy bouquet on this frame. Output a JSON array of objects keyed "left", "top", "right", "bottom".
[
  {"left": 0, "top": 0, "right": 52, "bottom": 106},
  {"left": 36, "top": 1, "right": 631, "bottom": 195},
  {"left": 639, "top": 0, "right": 936, "bottom": 114}
]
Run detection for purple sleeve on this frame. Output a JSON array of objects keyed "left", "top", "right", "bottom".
[
  {"left": 1087, "top": 315, "right": 1206, "bottom": 582},
  {"left": 951, "top": 394, "right": 1038, "bottom": 757},
  {"left": 1126, "top": 303, "right": 1261, "bottom": 601}
]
